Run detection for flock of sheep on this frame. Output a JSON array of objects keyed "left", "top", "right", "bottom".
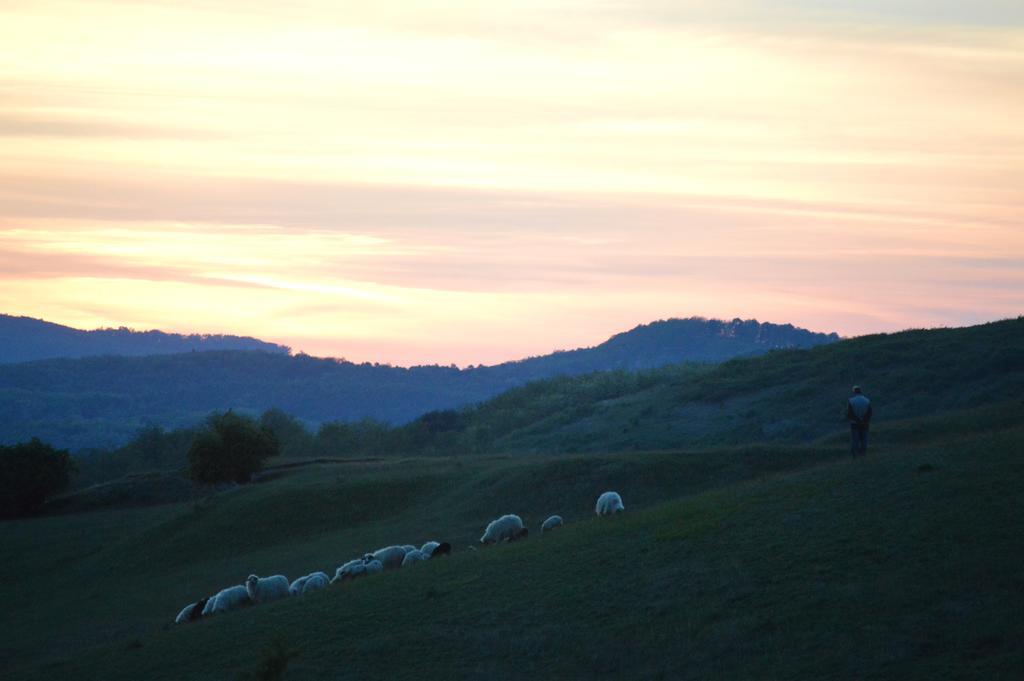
[{"left": 174, "top": 490, "right": 625, "bottom": 624}]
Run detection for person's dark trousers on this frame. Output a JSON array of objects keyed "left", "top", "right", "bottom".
[{"left": 850, "top": 424, "right": 868, "bottom": 455}]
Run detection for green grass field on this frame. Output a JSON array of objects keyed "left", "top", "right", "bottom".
[{"left": 2, "top": 399, "right": 1021, "bottom": 680}]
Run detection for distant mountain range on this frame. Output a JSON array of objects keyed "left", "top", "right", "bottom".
[
  {"left": 0, "top": 315, "right": 838, "bottom": 450},
  {"left": 0, "top": 314, "right": 289, "bottom": 363}
]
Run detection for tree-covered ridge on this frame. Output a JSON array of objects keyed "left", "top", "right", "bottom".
[
  {"left": 0, "top": 314, "right": 290, "bottom": 364},
  {"left": 0, "top": 317, "right": 837, "bottom": 450},
  {"left": 68, "top": 317, "right": 1023, "bottom": 490}
]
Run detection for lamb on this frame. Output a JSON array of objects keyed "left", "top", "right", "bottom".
[
  {"left": 174, "top": 596, "right": 208, "bottom": 624},
  {"left": 372, "top": 545, "right": 409, "bottom": 570},
  {"left": 541, "top": 515, "right": 564, "bottom": 533},
  {"left": 595, "top": 491, "right": 625, "bottom": 516},
  {"left": 480, "top": 514, "right": 529, "bottom": 544},
  {"left": 245, "top": 574, "right": 290, "bottom": 604},
  {"left": 401, "top": 549, "right": 427, "bottom": 567},
  {"left": 301, "top": 571, "right": 329, "bottom": 595},
  {"left": 202, "top": 585, "right": 251, "bottom": 616}
]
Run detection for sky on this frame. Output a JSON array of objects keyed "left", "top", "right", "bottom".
[{"left": 1, "top": 1, "right": 1022, "bottom": 366}]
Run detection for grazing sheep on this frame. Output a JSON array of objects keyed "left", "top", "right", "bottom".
[
  {"left": 289, "top": 576, "right": 310, "bottom": 597},
  {"left": 331, "top": 559, "right": 384, "bottom": 584},
  {"left": 202, "top": 585, "right": 251, "bottom": 616},
  {"left": 401, "top": 549, "right": 428, "bottom": 567},
  {"left": 480, "top": 514, "right": 529, "bottom": 544},
  {"left": 245, "top": 574, "right": 290, "bottom": 604},
  {"left": 331, "top": 559, "right": 367, "bottom": 584},
  {"left": 372, "top": 545, "right": 409, "bottom": 570},
  {"left": 541, "top": 515, "right": 564, "bottom": 533},
  {"left": 420, "top": 540, "right": 452, "bottom": 557},
  {"left": 301, "top": 571, "right": 329, "bottom": 595},
  {"left": 174, "top": 597, "right": 208, "bottom": 624},
  {"left": 595, "top": 491, "right": 625, "bottom": 516}
]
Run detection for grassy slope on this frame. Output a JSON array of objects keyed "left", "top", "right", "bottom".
[
  {"left": 3, "top": 401, "right": 1022, "bottom": 680},
  {"left": 460, "top": 317, "right": 1024, "bottom": 453}
]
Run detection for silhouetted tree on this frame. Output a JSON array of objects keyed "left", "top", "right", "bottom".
[
  {"left": 0, "top": 438, "right": 76, "bottom": 518},
  {"left": 188, "top": 412, "right": 278, "bottom": 484}
]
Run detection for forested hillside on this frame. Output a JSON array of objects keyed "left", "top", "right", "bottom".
[{"left": 0, "top": 317, "right": 835, "bottom": 450}]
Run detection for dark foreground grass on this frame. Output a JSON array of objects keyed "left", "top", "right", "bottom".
[
  {"left": 3, "top": 407, "right": 1022, "bottom": 680},
  {"left": 0, "top": 437, "right": 844, "bottom": 674}
]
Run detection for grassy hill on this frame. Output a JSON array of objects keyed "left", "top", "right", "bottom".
[
  {"left": 2, "top": 399, "right": 1021, "bottom": 680},
  {"left": 421, "top": 317, "right": 1024, "bottom": 454}
]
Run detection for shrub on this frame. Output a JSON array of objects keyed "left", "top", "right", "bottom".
[
  {"left": 0, "top": 437, "right": 76, "bottom": 518},
  {"left": 187, "top": 412, "right": 278, "bottom": 484}
]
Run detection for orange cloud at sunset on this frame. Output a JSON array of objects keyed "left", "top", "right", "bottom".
[{"left": 1, "top": 1, "right": 1021, "bottom": 365}]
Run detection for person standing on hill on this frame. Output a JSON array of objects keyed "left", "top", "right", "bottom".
[{"left": 847, "top": 386, "right": 872, "bottom": 456}]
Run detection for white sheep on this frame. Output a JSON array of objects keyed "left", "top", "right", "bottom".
[
  {"left": 289, "top": 576, "right": 309, "bottom": 597},
  {"left": 202, "top": 585, "right": 251, "bottom": 616},
  {"left": 541, "top": 515, "right": 564, "bottom": 533},
  {"left": 401, "top": 549, "right": 427, "bottom": 567},
  {"left": 331, "top": 559, "right": 367, "bottom": 584},
  {"left": 480, "top": 514, "right": 529, "bottom": 544},
  {"left": 301, "top": 571, "right": 329, "bottom": 595},
  {"left": 245, "top": 574, "right": 290, "bottom": 604},
  {"left": 174, "top": 597, "right": 209, "bottom": 624},
  {"left": 372, "top": 545, "right": 409, "bottom": 570},
  {"left": 331, "top": 558, "right": 384, "bottom": 583},
  {"left": 421, "top": 541, "right": 452, "bottom": 557},
  {"left": 595, "top": 491, "right": 624, "bottom": 516}
]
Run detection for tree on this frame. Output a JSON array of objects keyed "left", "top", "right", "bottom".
[
  {"left": 187, "top": 412, "right": 278, "bottom": 484},
  {"left": 259, "top": 408, "right": 314, "bottom": 458},
  {"left": 0, "top": 438, "right": 76, "bottom": 518}
]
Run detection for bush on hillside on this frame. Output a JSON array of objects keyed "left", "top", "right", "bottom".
[
  {"left": 187, "top": 412, "right": 278, "bottom": 484},
  {"left": 0, "top": 437, "right": 76, "bottom": 518}
]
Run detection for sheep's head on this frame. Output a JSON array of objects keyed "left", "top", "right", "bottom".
[
  {"left": 245, "top": 575, "right": 259, "bottom": 600},
  {"left": 190, "top": 597, "right": 208, "bottom": 622},
  {"left": 433, "top": 542, "right": 451, "bottom": 556},
  {"left": 516, "top": 527, "right": 529, "bottom": 540}
]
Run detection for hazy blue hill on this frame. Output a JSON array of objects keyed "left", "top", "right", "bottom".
[
  {"left": 0, "top": 316, "right": 836, "bottom": 450},
  {"left": 0, "top": 314, "right": 290, "bottom": 363},
  {"left": 478, "top": 317, "right": 838, "bottom": 381}
]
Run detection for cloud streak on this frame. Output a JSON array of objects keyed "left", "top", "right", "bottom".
[{"left": 0, "top": 1, "right": 1021, "bottom": 364}]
